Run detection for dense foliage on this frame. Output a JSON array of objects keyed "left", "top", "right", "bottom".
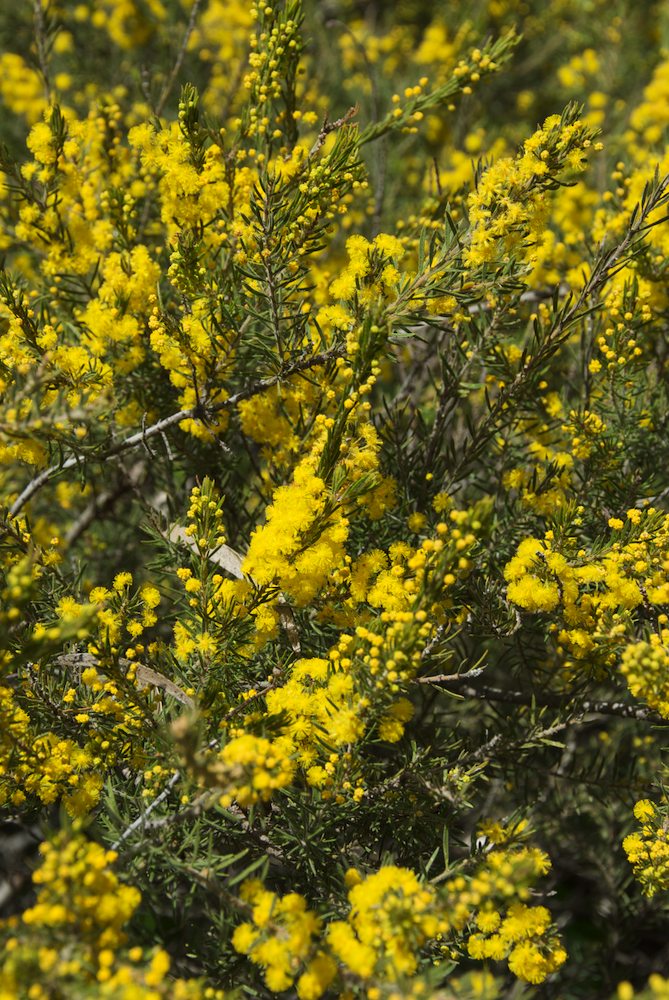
[{"left": 1, "top": 1, "right": 669, "bottom": 997}]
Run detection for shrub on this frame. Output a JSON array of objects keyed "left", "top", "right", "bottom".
[{"left": 0, "top": 1, "right": 669, "bottom": 997}]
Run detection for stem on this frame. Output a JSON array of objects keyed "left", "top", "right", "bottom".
[
  {"left": 155, "top": 0, "right": 204, "bottom": 118},
  {"left": 9, "top": 347, "right": 346, "bottom": 517},
  {"left": 436, "top": 678, "right": 663, "bottom": 723},
  {"left": 33, "top": 0, "right": 52, "bottom": 103}
]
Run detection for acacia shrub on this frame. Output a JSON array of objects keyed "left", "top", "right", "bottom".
[{"left": 0, "top": 1, "right": 669, "bottom": 998}]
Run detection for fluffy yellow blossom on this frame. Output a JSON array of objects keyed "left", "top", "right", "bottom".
[
  {"left": 243, "top": 460, "right": 349, "bottom": 606},
  {"left": 624, "top": 798, "right": 669, "bottom": 896},
  {"left": 233, "top": 881, "right": 323, "bottom": 993}
]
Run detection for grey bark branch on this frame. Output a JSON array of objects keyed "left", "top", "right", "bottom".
[
  {"left": 9, "top": 347, "right": 345, "bottom": 517},
  {"left": 442, "top": 679, "right": 663, "bottom": 723}
]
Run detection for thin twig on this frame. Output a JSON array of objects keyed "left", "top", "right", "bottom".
[
  {"left": 9, "top": 346, "right": 345, "bottom": 517},
  {"left": 112, "top": 769, "right": 183, "bottom": 850},
  {"left": 155, "top": 0, "right": 204, "bottom": 118},
  {"left": 33, "top": 0, "right": 51, "bottom": 102},
  {"left": 139, "top": 794, "right": 285, "bottom": 862},
  {"left": 445, "top": 680, "right": 663, "bottom": 723},
  {"left": 137, "top": 789, "right": 217, "bottom": 833},
  {"left": 112, "top": 735, "right": 219, "bottom": 850},
  {"left": 415, "top": 666, "right": 486, "bottom": 685},
  {"left": 308, "top": 107, "right": 357, "bottom": 158},
  {"left": 462, "top": 719, "right": 570, "bottom": 766},
  {"left": 9, "top": 407, "right": 190, "bottom": 517},
  {"left": 64, "top": 461, "right": 146, "bottom": 547},
  {"left": 108, "top": 664, "right": 285, "bottom": 851}
]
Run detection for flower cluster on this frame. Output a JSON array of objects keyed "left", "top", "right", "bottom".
[
  {"left": 0, "top": 832, "right": 218, "bottom": 998},
  {"left": 504, "top": 508, "right": 669, "bottom": 667},
  {"left": 327, "top": 866, "right": 447, "bottom": 981},
  {"left": 232, "top": 847, "right": 566, "bottom": 995},
  {"left": 623, "top": 799, "right": 669, "bottom": 898},
  {"left": 243, "top": 455, "right": 350, "bottom": 606},
  {"left": 619, "top": 641, "right": 669, "bottom": 718},
  {"left": 232, "top": 879, "right": 330, "bottom": 996},
  {"left": 468, "top": 903, "right": 566, "bottom": 984},
  {"left": 465, "top": 107, "right": 599, "bottom": 267}
]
